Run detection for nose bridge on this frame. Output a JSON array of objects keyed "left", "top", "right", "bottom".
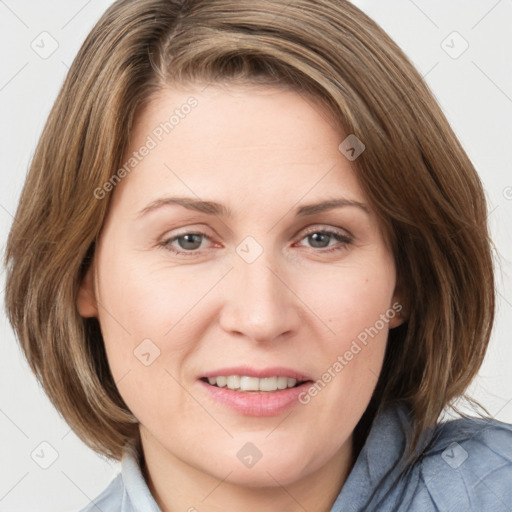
[{"left": 219, "top": 239, "right": 299, "bottom": 342}]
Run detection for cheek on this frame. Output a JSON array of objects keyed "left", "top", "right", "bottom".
[
  {"left": 94, "top": 262, "right": 189, "bottom": 425},
  {"left": 294, "top": 253, "right": 396, "bottom": 403},
  {"left": 93, "top": 248, "right": 224, "bottom": 412},
  {"left": 298, "top": 256, "right": 396, "bottom": 348},
  {"left": 95, "top": 246, "right": 209, "bottom": 344}
]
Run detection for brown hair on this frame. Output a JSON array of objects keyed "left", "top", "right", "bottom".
[{"left": 4, "top": 0, "right": 494, "bottom": 461}]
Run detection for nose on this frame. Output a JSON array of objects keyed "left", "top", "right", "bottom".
[{"left": 218, "top": 249, "right": 301, "bottom": 344}]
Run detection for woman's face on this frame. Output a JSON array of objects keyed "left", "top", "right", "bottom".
[{"left": 78, "top": 83, "right": 402, "bottom": 487}]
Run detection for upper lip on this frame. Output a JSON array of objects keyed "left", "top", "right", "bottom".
[{"left": 200, "top": 366, "right": 313, "bottom": 382}]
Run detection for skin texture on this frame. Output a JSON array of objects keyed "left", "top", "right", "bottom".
[{"left": 77, "top": 83, "right": 404, "bottom": 512}]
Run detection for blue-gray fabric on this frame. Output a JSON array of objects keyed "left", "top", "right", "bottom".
[{"left": 80, "top": 403, "right": 512, "bottom": 511}]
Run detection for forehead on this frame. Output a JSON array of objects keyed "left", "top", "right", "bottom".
[{"left": 112, "top": 83, "right": 365, "bottom": 215}]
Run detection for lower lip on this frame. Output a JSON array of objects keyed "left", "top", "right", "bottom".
[{"left": 198, "top": 380, "right": 313, "bottom": 416}]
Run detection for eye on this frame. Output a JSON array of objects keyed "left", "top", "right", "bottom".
[
  {"left": 296, "top": 228, "right": 352, "bottom": 253},
  {"left": 159, "top": 227, "right": 353, "bottom": 257},
  {"left": 160, "top": 232, "right": 212, "bottom": 255}
]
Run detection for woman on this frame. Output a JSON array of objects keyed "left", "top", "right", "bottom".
[{"left": 4, "top": 0, "right": 512, "bottom": 511}]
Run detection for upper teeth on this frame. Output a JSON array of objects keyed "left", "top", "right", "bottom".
[{"left": 207, "top": 376, "right": 299, "bottom": 392}]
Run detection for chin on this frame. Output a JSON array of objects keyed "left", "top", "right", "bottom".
[
  {"left": 219, "top": 460, "right": 311, "bottom": 488},
  {"left": 206, "top": 441, "right": 322, "bottom": 488}
]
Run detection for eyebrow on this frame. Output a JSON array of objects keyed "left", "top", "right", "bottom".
[{"left": 137, "top": 196, "right": 369, "bottom": 218}]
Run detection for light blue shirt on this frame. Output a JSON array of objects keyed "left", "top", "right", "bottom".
[{"left": 80, "top": 402, "right": 512, "bottom": 511}]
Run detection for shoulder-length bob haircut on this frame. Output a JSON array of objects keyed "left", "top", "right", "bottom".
[{"left": 5, "top": 0, "right": 495, "bottom": 461}]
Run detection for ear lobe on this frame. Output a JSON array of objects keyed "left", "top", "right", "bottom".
[
  {"left": 388, "top": 308, "right": 406, "bottom": 328},
  {"left": 388, "top": 294, "right": 407, "bottom": 329},
  {"left": 77, "top": 264, "right": 98, "bottom": 318}
]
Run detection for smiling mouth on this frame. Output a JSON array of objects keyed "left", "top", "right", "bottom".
[{"left": 200, "top": 375, "right": 311, "bottom": 392}]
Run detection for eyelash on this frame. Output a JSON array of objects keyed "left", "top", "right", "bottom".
[{"left": 159, "top": 228, "right": 353, "bottom": 257}]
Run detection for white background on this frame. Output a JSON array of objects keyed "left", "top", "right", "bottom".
[{"left": 1, "top": 1, "right": 511, "bottom": 511}]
